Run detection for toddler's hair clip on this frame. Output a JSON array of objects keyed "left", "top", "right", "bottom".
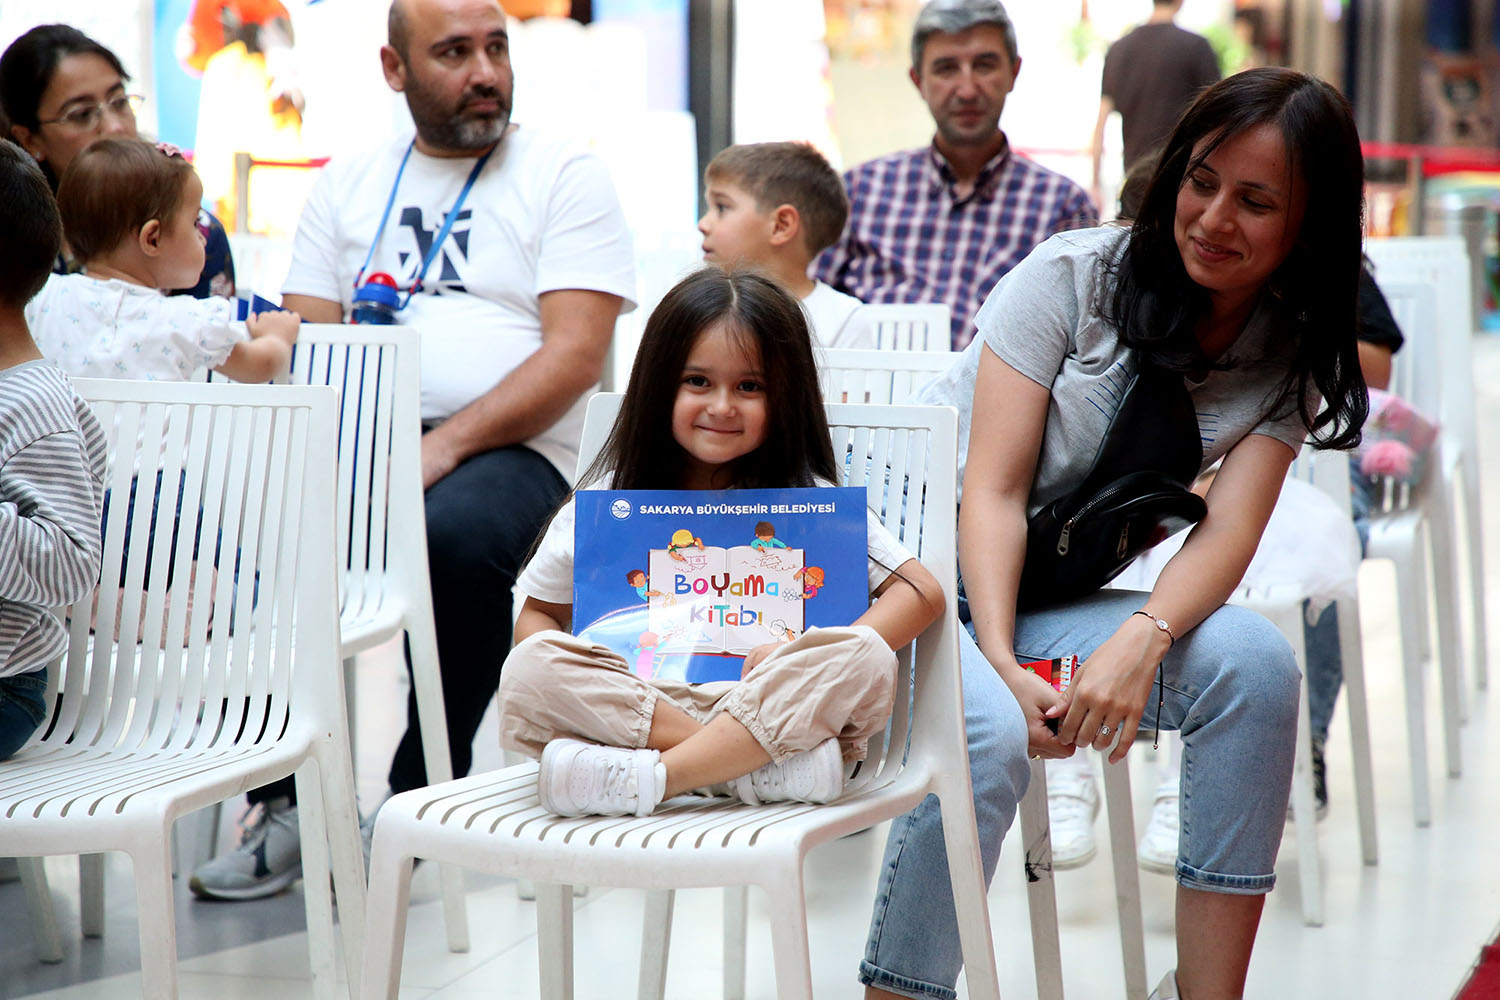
[{"left": 156, "top": 141, "right": 184, "bottom": 159}]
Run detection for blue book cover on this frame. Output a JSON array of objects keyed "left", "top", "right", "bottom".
[{"left": 573, "top": 487, "right": 870, "bottom": 683}]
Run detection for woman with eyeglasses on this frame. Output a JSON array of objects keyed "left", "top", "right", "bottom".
[{"left": 0, "top": 23, "right": 236, "bottom": 300}]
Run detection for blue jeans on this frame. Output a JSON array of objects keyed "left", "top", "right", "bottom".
[
  {"left": 859, "top": 590, "right": 1300, "bottom": 1000},
  {"left": 1304, "top": 462, "right": 1375, "bottom": 743},
  {"left": 0, "top": 667, "right": 48, "bottom": 761}
]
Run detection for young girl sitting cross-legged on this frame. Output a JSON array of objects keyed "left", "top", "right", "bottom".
[{"left": 498, "top": 267, "right": 944, "bottom": 817}]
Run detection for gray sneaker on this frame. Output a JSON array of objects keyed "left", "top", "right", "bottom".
[{"left": 190, "top": 797, "right": 301, "bottom": 900}]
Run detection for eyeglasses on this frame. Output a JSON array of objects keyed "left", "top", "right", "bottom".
[{"left": 38, "top": 93, "right": 144, "bottom": 131}]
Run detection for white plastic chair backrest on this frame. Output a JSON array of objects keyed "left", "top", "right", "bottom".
[
  {"left": 1366, "top": 237, "right": 1475, "bottom": 461},
  {"left": 1287, "top": 445, "right": 1354, "bottom": 519},
  {"left": 1364, "top": 279, "right": 1442, "bottom": 513},
  {"left": 819, "top": 347, "right": 956, "bottom": 404},
  {"left": 845, "top": 303, "right": 953, "bottom": 352},
  {"left": 574, "top": 392, "right": 961, "bottom": 787},
  {"left": 44, "top": 380, "right": 340, "bottom": 755},
  {"left": 281, "top": 324, "right": 422, "bottom": 621}
]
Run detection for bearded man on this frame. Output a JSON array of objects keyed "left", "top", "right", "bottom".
[{"left": 190, "top": 0, "right": 636, "bottom": 901}]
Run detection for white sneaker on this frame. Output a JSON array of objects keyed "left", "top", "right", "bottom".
[
  {"left": 1046, "top": 758, "right": 1099, "bottom": 870},
  {"left": 1148, "top": 969, "right": 1180, "bottom": 999},
  {"left": 733, "top": 738, "right": 844, "bottom": 805},
  {"left": 538, "top": 739, "right": 665, "bottom": 817},
  {"left": 1138, "top": 780, "right": 1180, "bottom": 876}
]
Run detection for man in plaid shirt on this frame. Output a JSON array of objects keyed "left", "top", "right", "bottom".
[{"left": 815, "top": 0, "right": 1098, "bottom": 350}]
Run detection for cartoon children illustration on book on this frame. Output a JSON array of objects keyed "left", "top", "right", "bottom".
[
  {"left": 666, "top": 528, "right": 705, "bottom": 560},
  {"left": 631, "top": 630, "right": 660, "bottom": 680},
  {"left": 793, "top": 565, "right": 826, "bottom": 599},
  {"left": 626, "top": 569, "right": 662, "bottom": 602},
  {"left": 750, "top": 521, "right": 788, "bottom": 550}
]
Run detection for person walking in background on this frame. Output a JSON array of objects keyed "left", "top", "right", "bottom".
[
  {"left": 1090, "top": 0, "right": 1220, "bottom": 212},
  {"left": 816, "top": 0, "right": 1096, "bottom": 350}
]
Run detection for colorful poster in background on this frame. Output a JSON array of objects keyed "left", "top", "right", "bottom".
[
  {"left": 573, "top": 488, "right": 868, "bottom": 684},
  {"left": 153, "top": 0, "right": 201, "bottom": 150}
]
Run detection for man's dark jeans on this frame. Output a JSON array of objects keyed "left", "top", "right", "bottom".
[{"left": 250, "top": 443, "right": 567, "bottom": 805}]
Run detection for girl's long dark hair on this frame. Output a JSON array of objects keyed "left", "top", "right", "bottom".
[
  {"left": 582, "top": 267, "right": 837, "bottom": 490},
  {"left": 1108, "top": 67, "right": 1368, "bottom": 450}
]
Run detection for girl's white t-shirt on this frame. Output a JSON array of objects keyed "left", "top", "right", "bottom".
[
  {"left": 26, "top": 273, "right": 245, "bottom": 381},
  {"left": 518, "top": 494, "right": 917, "bottom": 608}
]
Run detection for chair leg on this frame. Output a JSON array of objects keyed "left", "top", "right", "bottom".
[
  {"left": 80, "top": 853, "right": 106, "bottom": 938},
  {"left": 18, "top": 857, "right": 64, "bottom": 963},
  {"left": 296, "top": 763, "right": 340, "bottom": 1000},
  {"left": 933, "top": 773, "right": 1000, "bottom": 1000},
  {"left": 132, "top": 836, "right": 180, "bottom": 1000},
  {"left": 1289, "top": 664, "right": 1324, "bottom": 927},
  {"left": 723, "top": 886, "right": 748, "bottom": 1000},
  {"left": 342, "top": 655, "right": 359, "bottom": 772},
  {"left": 1425, "top": 511, "right": 1465, "bottom": 778},
  {"left": 1100, "top": 757, "right": 1147, "bottom": 1000},
  {"left": 1018, "top": 758, "right": 1064, "bottom": 1000},
  {"left": 763, "top": 866, "right": 814, "bottom": 1000},
  {"left": 637, "top": 889, "right": 674, "bottom": 1000},
  {"left": 1393, "top": 546, "right": 1434, "bottom": 827},
  {"left": 536, "top": 883, "right": 574, "bottom": 1000},
  {"left": 1337, "top": 599, "right": 1379, "bottom": 866},
  {"left": 315, "top": 741, "right": 370, "bottom": 998},
  {"left": 1463, "top": 472, "right": 1489, "bottom": 692},
  {"left": 360, "top": 834, "right": 417, "bottom": 1000},
  {"left": 406, "top": 617, "right": 470, "bottom": 954}
]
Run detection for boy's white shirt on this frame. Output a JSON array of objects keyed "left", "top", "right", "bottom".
[
  {"left": 800, "top": 281, "right": 873, "bottom": 349},
  {"left": 25, "top": 272, "right": 245, "bottom": 381}
]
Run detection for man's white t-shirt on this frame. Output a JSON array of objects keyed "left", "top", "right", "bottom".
[
  {"left": 281, "top": 125, "right": 637, "bottom": 482},
  {"left": 800, "top": 281, "right": 872, "bottom": 349}
]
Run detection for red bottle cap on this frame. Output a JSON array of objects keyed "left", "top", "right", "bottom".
[{"left": 366, "top": 272, "right": 399, "bottom": 288}]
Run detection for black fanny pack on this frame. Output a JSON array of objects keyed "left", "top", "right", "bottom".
[{"left": 1018, "top": 360, "right": 1207, "bottom": 610}]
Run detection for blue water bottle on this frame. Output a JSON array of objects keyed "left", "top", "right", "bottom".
[{"left": 351, "top": 272, "right": 400, "bottom": 324}]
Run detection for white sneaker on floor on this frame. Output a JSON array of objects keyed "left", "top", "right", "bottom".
[
  {"left": 1138, "top": 780, "right": 1180, "bottom": 876},
  {"left": 538, "top": 739, "right": 665, "bottom": 817},
  {"left": 733, "top": 738, "right": 844, "bottom": 805},
  {"left": 189, "top": 796, "right": 302, "bottom": 900},
  {"left": 1046, "top": 758, "right": 1100, "bottom": 870},
  {"left": 1148, "top": 969, "right": 1180, "bottom": 999}
]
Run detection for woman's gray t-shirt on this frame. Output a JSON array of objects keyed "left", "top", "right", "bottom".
[{"left": 917, "top": 226, "right": 1313, "bottom": 515}]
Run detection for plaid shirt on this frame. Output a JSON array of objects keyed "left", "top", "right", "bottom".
[{"left": 815, "top": 136, "right": 1098, "bottom": 349}]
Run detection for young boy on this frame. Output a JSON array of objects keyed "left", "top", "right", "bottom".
[
  {"left": 0, "top": 140, "right": 107, "bottom": 761},
  {"left": 698, "top": 142, "right": 874, "bottom": 348}
]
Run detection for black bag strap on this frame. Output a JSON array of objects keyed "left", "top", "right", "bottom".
[{"left": 1070, "top": 356, "right": 1202, "bottom": 501}]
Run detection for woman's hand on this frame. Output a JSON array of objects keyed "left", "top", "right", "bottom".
[
  {"left": 997, "top": 664, "right": 1075, "bottom": 760},
  {"left": 1054, "top": 616, "right": 1168, "bottom": 763}
]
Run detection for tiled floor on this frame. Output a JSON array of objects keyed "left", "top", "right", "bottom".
[{"left": 6, "top": 338, "right": 1500, "bottom": 999}]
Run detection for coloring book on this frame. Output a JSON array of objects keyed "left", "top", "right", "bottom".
[{"left": 573, "top": 487, "right": 869, "bottom": 683}]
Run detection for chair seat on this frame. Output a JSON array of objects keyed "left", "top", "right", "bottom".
[
  {"left": 375, "top": 762, "right": 928, "bottom": 889},
  {"left": 338, "top": 573, "right": 409, "bottom": 652},
  {"left": 0, "top": 739, "right": 309, "bottom": 847}
]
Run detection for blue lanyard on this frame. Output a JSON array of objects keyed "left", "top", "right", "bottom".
[{"left": 353, "top": 140, "right": 495, "bottom": 309}]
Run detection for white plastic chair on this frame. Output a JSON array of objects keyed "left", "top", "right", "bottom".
[
  {"left": 1366, "top": 237, "right": 1488, "bottom": 698},
  {"left": 290, "top": 324, "right": 468, "bottom": 951},
  {"left": 199, "top": 324, "right": 470, "bottom": 951},
  {"left": 844, "top": 303, "right": 953, "bottom": 352},
  {"left": 1358, "top": 279, "right": 1464, "bottom": 826},
  {"left": 359, "top": 396, "right": 1002, "bottom": 1000},
  {"left": 0, "top": 379, "right": 366, "bottom": 998},
  {"left": 818, "top": 346, "right": 955, "bottom": 404}
]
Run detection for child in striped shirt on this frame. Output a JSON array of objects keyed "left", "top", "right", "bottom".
[{"left": 0, "top": 140, "right": 106, "bottom": 760}]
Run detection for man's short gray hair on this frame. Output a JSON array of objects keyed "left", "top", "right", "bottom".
[{"left": 910, "top": 0, "right": 1018, "bottom": 71}]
